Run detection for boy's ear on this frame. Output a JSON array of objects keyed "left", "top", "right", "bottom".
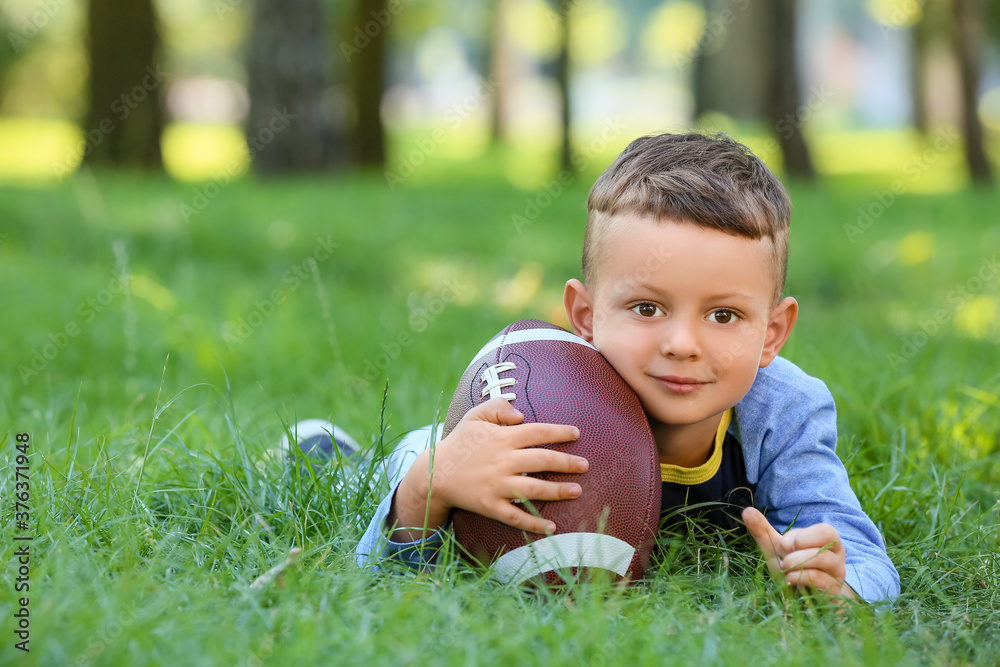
[
  {"left": 760, "top": 296, "right": 798, "bottom": 368},
  {"left": 564, "top": 279, "right": 595, "bottom": 342}
]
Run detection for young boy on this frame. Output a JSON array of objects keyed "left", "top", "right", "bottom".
[{"left": 350, "top": 132, "right": 899, "bottom": 603}]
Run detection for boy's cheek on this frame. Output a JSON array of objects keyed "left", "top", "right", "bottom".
[{"left": 589, "top": 334, "right": 629, "bottom": 375}]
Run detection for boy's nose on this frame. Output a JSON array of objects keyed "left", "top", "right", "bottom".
[{"left": 659, "top": 321, "right": 700, "bottom": 360}]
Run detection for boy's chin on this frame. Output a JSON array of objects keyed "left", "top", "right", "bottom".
[
  {"left": 642, "top": 404, "right": 720, "bottom": 428},
  {"left": 642, "top": 407, "right": 689, "bottom": 427}
]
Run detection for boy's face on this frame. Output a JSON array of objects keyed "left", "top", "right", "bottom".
[{"left": 565, "top": 214, "right": 797, "bottom": 432}]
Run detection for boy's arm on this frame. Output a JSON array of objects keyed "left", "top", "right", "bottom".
[
  {"left": 355, "top": 398, "right": 586, "bottom": 572},
  {"left": 738, "top": 359, "right": 901, "bottom": 603},
  {"left": 355, "top": 476, "right": 449, "bottom": 571}
]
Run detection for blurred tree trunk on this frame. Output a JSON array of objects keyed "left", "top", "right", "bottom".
[
  {"left": 693, "top": 0, "right": 770, "bottom": 122},
  {"left": 487, "top": 0, "right": 510, "bottom": 146},
  {"left": 85, "top": 0, "right": 164, "bottom": 169},
  {"left": 766, "top": 0, "right": 815, "bottom": 181},
  {"left": 351, "top": 0, "right": 387, "bottom": 168},
  {"left": 0, "top": 14, "right": 16, "bottom": 112},
  {"left": 554, "top": 0, "right": 572, "bottom": 174},
  {"left": 247, "top": 0, "right": 344, "bottom": 174},
  {"left": 909, "top": 8, "right": 931, "bottom": 136},
  {"left": 952, "top": 0, "right": 994, "bottom": 185}
]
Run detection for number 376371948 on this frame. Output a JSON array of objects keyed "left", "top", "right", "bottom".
[{"left": 14, "top": 433, "right": 30, "bottom": 526}]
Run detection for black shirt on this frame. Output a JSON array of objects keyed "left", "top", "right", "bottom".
[{"left": 659, "top": 429, "right": 756, "bottom": 533}]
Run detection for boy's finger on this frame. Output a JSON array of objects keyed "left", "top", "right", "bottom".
[
  {"left": 509, "top": 476, "right": 583, "bottom": 503},
  {"left": 783, "top": 568, "right": 848, "bottom": 596},
  {"left": 512, "top": 448, "right": 589, "bottom": 474},
  {"left": 508, "top": 422, "right": 580, "bottom": 448},
  {"left": 488, "top": 502, "right": 556, "bottom": 535},
  {"left": 778, "top": 547, "right": 843, "bottom": 577},
  {"left": 783, "top": 523, "right": 843, "bottom": 556}
]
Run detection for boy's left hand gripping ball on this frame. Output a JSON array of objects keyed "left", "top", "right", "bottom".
[{"left": 444, "top": 319, "right": 661, "bottom": 587}]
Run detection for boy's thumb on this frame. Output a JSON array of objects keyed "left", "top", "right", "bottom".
[
  {"left": 742, "top": 506, "right": 783, "bottom": 562},
  {"left": 743, "top": 507, "right": 782, "bottom": 577},
  {"left": 470, "top": 397, "right": 524, "bottom": 426}
]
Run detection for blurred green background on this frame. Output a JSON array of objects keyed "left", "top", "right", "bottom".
[
  {"left": 1, "top": 0, "right": 998, "bottom": 391},
  {"left": 1, "top": 0, "right": 1000, "bottom": 185},
  {"left": 4, "top": 0, "right": 997, "bottom": 455}
]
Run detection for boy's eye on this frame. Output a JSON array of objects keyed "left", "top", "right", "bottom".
[
  {"left": 709, "top": 309, "right": 737, "bottom": 324},
  {"left": 632, "top": 303, "right": 662, "bottom": 317}
]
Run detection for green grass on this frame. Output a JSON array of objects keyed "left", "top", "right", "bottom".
[{"left": 1, "top": 162, "right": 998, "bottom": 666}]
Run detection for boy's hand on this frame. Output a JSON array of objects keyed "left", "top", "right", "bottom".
[
  {"left": 388, "top": 397, "right": 587, "bottom": 541},
  {"left": 742, "top": 506, "right": 858, "bottom": 601}
]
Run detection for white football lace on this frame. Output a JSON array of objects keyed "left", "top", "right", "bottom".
[{"left": 480, "top": 362, "right": 517, "bottom": 401}]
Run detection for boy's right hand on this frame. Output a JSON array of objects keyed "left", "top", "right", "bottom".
[{"left": 387, "top": 397, "right": 587, "bottom": 542}]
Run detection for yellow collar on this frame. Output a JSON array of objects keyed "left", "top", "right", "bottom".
[{"left": 660, "top": 409, "right": 732, "bottom": 485}]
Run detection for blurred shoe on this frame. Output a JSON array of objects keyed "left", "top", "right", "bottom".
[{"left": 281, "top": 418, "right": 361, "bottom": 474}]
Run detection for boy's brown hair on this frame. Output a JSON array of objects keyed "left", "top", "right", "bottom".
[{"left": 584, "top": 132, "right": 792, "bottom": 304}]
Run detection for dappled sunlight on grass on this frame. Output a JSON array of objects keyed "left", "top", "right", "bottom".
[
  {"left": 3, "top": 119, "right": 990, "bottom": 192},
  {"left": 161, "top": 122, "right": 249, "bottom": 182},
  {"left": 934, "top": 387, "right": 1000, "bottom": 462},
  {"left": 896, "top": 231, "right": 935, "bottom": 266},
  {"left": 411, "top": 258, "right": 481, "bottom": 306},
  {"left": 740, "top": 126, "right": 971, "bottom": 192},
  {"left": 0, "top": 118, "right": 80, "bottom": 182},
  {"left": 642, "top": 1, "right": 705, "bottom": 66},
  {"left": 0, "top": 118, "right": 250, "bottom": 183},
  {"left": 388, "top": 117, "right": 492, "bottom": 164},
  {"left": 494, "top": 261, "right": 544, "bottom": 312},
  {"left": 131, "top": 274, "right": 178, "bottom": 311},
  {"left": 866, "top": 0, "right": 923, "bottom": 28},
  {"left": 810, "top": 128, "right": 967, "bottom": 193},
  {"left": 504, "top": 140, "right": 560, "bottom": 188},
  {"left": 955, "top": 295, "right": 999, "bottom": 340}
]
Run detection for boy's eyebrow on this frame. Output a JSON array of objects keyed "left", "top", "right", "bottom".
[
  {"left": 620, "top": 283, "right": 757, "bottom": 303},
  {"left": 618, "top": 281, "right": 669, "bottom": 297},
  {"left": 703, "top": 291, "right": 757, "bottom": 302}
]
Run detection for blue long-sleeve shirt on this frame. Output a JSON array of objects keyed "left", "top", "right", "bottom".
[{"left": 355, "top": 356, "right": 900, "bottom": 603}]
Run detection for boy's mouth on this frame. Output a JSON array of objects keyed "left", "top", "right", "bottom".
[{"left": 653, "top": 375, "right": 708, "bottom": 394}]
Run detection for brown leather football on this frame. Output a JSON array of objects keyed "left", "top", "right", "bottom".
[{"left": 443, "top": 319, "right": 660, "bottom": 586}]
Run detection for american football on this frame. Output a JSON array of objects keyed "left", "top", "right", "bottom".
[{"left": 443, "top": 319, "right": 660, "bottom": 586}]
